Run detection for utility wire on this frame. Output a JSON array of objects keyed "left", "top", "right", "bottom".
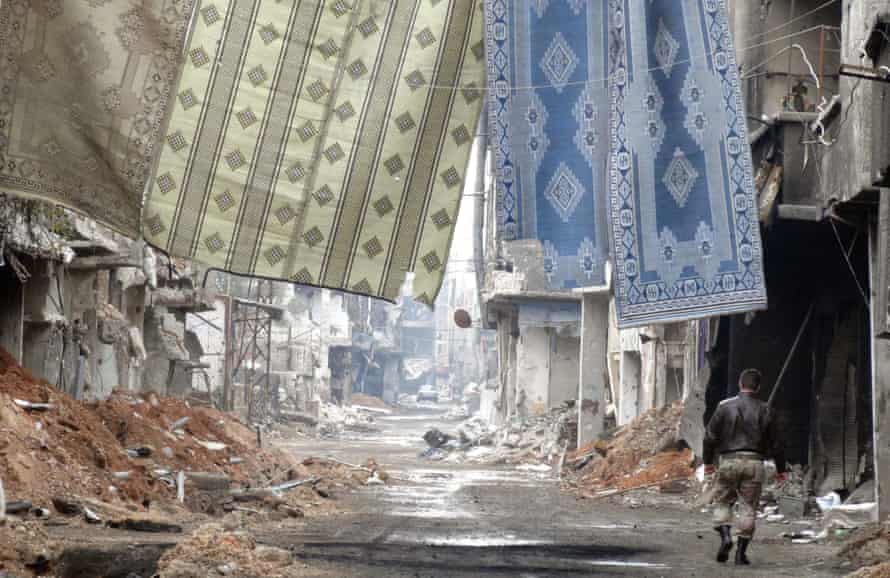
[{"left": 830, "top": 218, "right": 870, "bottom": 307}]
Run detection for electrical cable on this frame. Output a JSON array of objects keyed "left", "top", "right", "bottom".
[{"left": 830, "top": 217, "right": 870, "bottom": 307}]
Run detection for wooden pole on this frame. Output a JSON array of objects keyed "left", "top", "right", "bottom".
[{"left": 223, "top": 295, "right": 234, "bottom": 411}]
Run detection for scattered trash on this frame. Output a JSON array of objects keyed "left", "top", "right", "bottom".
[
  {"left": 4, "top": 501, "right": 32, "bottom": 515},
  {"left": 177, "top": 471, "right": 186, "bottom": 503},
  {"left": 516, "top": 463, "right": 552, "bottom": 473},
  {"left": 817, "top": 492, "right": 843, "bottom": 512},
  {"left": 423, "top": 428, "right": 454, "bottom": 449},
  {"left": 30, "top": 507, "right": 50, "bottom": 519},
  {"left": 13, "top": 399, "right": 54, "bottom": 412},
  {"left": 196, "top": 439, "right": 228, "bottom": 451},
  {"left": 83, "top": 507, "right": 102, "bottom": 524},
  {"left": 169, "top": 416, "right": 190, "bottom": 432},
  {"left": 126, "top": 446, "right": 153, "bottom": 458}
]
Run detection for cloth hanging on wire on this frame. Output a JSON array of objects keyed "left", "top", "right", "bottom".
[
  {"left": 483, "top": 0, "right": 768, "bottom": 326},
  {"left": 144, "top": 0, "right": 486, "bottom": 305},
  {"left": 608, "top": 0, "right": 767, "bottom": 326},
  {"left": 0, "top": 0, "right": 196, "bottom": 237},
  {"left": 485, "top": 0, "right": 610, "bottom": 290}
]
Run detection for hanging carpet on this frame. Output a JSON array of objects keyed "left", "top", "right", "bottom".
[
  {"left": 485, "top": 0, "right": 610, "bottom": 290},
  {"left": 0, "top": 0, "right": 196, "bottom": 237},
  {"left": 144, "top": 0, "right": 486, "bottom": 304},
  {"left": 608, "top": 0, "right": 767, "bottom": 326}
]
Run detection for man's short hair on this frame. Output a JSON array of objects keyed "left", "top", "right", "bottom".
[{"left": 739, "top": 368, "right": 762, "bottom": 390}]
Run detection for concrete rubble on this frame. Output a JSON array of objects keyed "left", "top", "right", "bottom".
[
  {"left": 0, "top": 346, "right": 381, "bottom": 576},
  {"left": 157, "top": 523, "right": 296, "bottom": 578},
  {"left": 420, "top": 401, "right": 578, "bottom": 466},
  {"left": 316, "top": 402, "right": 381, "bottom": 439},
  {"left": 561, "top": 402, "right": 695, "bottom": 497}
]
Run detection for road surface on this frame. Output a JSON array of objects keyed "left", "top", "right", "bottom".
[{"left": 262, "top": 402, "right": 841, "bottom": 577}]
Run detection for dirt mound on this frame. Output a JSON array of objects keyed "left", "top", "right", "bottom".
[
  {"left": 349, "top": 393, "right": 391, "bottom": 410},
  {"left": 845, "top": 562, "right": 890, "bottom": 578},
  {"left": 564, "top": 402, "right": 693, "bottom": 493},
  {"left": 0, "top": 348, "right": 130, "bottom": 505},
  {"left": 0, "top": 347, "right": 331, "bottom": 512},
  {"left": 836, "top": 522, "right": 890, "bottom": 571},
  {"left": 157, "top": 523, "right": 295, "bottom": 578},
  {"left": 0, "top": 520, "right": 58, "bottom": 576}
]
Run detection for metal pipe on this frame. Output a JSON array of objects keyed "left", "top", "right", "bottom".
[{"left": 768, "top": 302, "right": 815, "bottom": 406}]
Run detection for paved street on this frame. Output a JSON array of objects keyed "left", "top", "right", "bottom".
[{"left": 261, "top": 404, "right": 842, "bottom": 577}]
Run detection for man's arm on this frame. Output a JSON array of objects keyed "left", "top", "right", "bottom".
[
  {"left": 703, "top": 404, "right": 725, "bottom": 466},
  {"left": 765, "top": 406, "right": 786, "bottom": 474}
]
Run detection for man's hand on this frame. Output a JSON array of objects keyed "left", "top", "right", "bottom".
[
  {"left": 774, "top": 472, "right": 788, "bottom": 485},
  {"left": 703, "top": 464, "right": 716, "bottom": 485}
]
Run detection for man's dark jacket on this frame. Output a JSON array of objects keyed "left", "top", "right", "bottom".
[{"left": 703, "top": 391, "right": 786, "bottom": 473}]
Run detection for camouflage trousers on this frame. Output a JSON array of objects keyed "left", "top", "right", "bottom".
[{"left": 712, "top": 454, "right": 765, "bottom": 539}]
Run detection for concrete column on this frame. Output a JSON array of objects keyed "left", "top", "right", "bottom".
[
  {"left": 550, "top": 332, "right": 580, "bottom": 409},
  {"left": 382, "top": 356, "right": 400, "bottom": 405},
  {"left": 640, "top": 327, "right": 658, "bottom": 412},
  {"left": 870, "top": 217, "right": 890, "bottom": 521},
  {"left": 618, "top": 351, "right": 642, "bottom": 426},
  {"left": 655, "top": 339, "right": 667, "bottom": 408},
  {"left": 517, "top": 326, "right": 550, "bottom": 416},
  {"left": 577, "top": 292, "right": 609, "bottom": 445}
]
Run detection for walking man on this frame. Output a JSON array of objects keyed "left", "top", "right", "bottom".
[{"left": 703, "top": 368, "right": 786, "bottom": 565}]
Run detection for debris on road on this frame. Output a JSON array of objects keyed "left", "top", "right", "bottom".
[
  {"left": 157, "top": 523, "right": 294, "bottom": 578},
  {"left": 563, "top": 402, "right": 694, "bottom": 495},
  {"left": 834, "top": 521, "right": 890, "bottom": 571},
  {"left": 844, "top": 562, "right": 890, "bottom": 578},
  {"left": 419, "top": 402, "right": 579, "bottom": 468},
  {"left": 316, "top": 402, "right": 381, "bottom": 438},
  {"left": 350, "top": 393, "right": 393, "bottom": 411},
  {"left": 0, "top": 519, "right": 59, "bottom": 576},
  {"left": 0, "top": 347, "right": 372, "bottom": 527}
]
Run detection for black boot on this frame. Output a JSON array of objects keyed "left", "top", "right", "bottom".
[
  {"left": 735, "top": 537, "right": 751, "bottom": 565},
  {"left": 715, "top": 525, "right": 733, "bottom": 563}
]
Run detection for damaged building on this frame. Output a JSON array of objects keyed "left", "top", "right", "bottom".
[
  {"left": 684, "top": 0, "right": 889, "bottom": 513},
  {"left": 480, "top": 0, "right": 890, "bottom": 520},
  {"left": 0, "top": 196, "right": 212, "bottom": 400}
]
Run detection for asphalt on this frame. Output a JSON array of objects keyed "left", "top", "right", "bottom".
[{"left": 261, "top": 403, "right": 845, "bottom": 577}]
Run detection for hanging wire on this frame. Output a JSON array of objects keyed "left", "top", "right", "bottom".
[{"left": 829, "top": 217, "right": 870, "bottom": 307}]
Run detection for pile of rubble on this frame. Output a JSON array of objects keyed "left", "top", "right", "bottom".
[
  {"left": 0, "top": 347, "right": 377, "bottom": 523},
  {"left": 421, "top": 402, "right": 578, "bottom": 466},
  {"left": 562, "top": 402, "right": 695, "bottom": 496},
  {"left": 759, "top": 474, "right": 878, "bottom": 548},
  {"left": 316, "top": 402, "right": 382, "bottom": 438},
  {"left": 835, "top": 521, "right": 890, "bottom": 577},
  {"left": 349, "top": 393, "right": 392, "bottom": 411},
  {"left": 157, "top": 523, "right": 295, "bottom": 578},
  {"left": 0, "top": 519, "right": 58, "bottom": 576}
]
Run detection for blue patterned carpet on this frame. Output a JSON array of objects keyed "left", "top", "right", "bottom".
[{"left": 485, "top": 0, "right": 767, "bottom": 326}]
